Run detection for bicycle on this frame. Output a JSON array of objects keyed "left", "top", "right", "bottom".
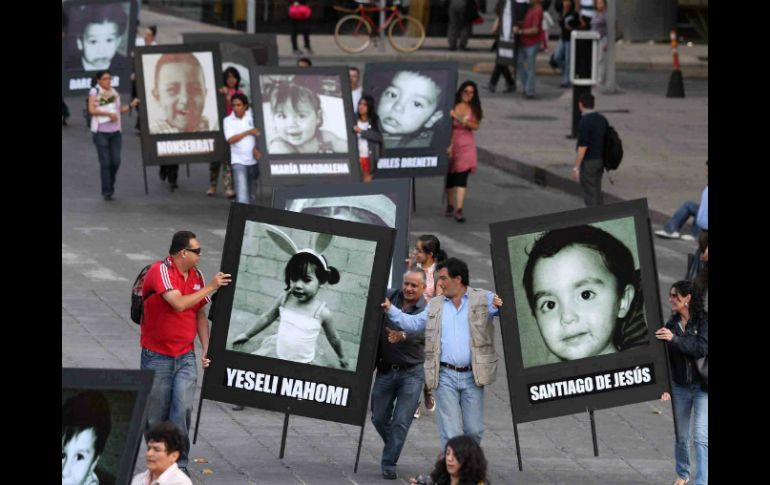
[{"left": 333, "top": 0, "right": 426, "bottom": 54}]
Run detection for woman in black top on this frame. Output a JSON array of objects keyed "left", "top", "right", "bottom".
[
  {"left": 655, "top": 280, "right": 708, "bottom": 485},
  {"left": 410, "top": 435, "right": 489, "bottom": 485}
]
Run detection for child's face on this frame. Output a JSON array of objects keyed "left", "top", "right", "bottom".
[
  {"left": 290, "top": 263, "right": 321, "bottom": 302},
  {"left": 378, "top": 71, "right": 442, "bottom": 135},
  {"left": 78, "top": 22, "right": 120, "bottom": 70},
  {"left": 530, "top": 244, "right": 633, "bottom": 361},
  {"left": 62, "top": 428, "right": 99, "bottom": 485},
  {"left": 274, "top": 100, "right": 321, "bottom": 148},
  {"left": 225, "top": 71, "right": 238, "bottom": 89},
  {"left": 154, "top": 61, "right": 206, "bottom": 132},
  {"left": 232, "top": 98, "right": 248, "bottom": 118},
  {"left": 414, "top": 240, "right": 428, "bottom": 264}
]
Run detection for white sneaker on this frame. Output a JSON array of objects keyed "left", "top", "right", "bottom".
[
  {"left": 655, "top": 229, "right": 680, "bottom": 239},
  {"left": 680, "top": 234, "right": 696, "bottom": 242}
]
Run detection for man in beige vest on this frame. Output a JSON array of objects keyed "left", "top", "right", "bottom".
[{"left": 382, "top": 257, "right": 502, "bottom": 448}]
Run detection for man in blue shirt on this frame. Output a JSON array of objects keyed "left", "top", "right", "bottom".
[
  {"left": 381, "top": 258, "right": 503, "bottom": 449},
  {"left": 655, "top": 160, "right": 708, "bottom": 241}
]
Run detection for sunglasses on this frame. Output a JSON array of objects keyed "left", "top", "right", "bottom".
[{"left": 185, "top": 247, "right": 202, "bottom": 255}]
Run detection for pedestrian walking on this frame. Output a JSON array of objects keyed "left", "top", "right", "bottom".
[
  {"left": 447, "top": 0, "right": 475, "bottom": 51},
  {"left": 513, "top": 0, "right": 544, "bottom": 98},
  {"left": 224, "top": 93, "right": 261, "bottom": 205},
  {"left": 208, "top": 67, "right": 242, "bottom": 198},
  {"left": 353, "top": 94, "right": 383, "bottom": 183},
  {"left": 289, "top": 1, "right": 314, "bottom": 56},
  {"left": 591, "top": 0, "right": 608, "bottom": 88},
  {"left": 572, "top": 92, "right": 608, "bottom": 206},
  {"left": 486, "top": 0, "right": 515, "bottom": 93},
  {"left": 551, "top": 0, "right": 579, "bottom": 87},
  {"left": 655, "top": 160, "right": 708, "bottom": 241},
  {"left": 446, "top": 81, "right": 483, "bottom": 223}
]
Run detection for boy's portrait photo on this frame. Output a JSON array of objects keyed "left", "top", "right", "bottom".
[
  {"left": 226, "top": 221, "right": 377, "bottom": 372},
  {"left": 508, "top": 217, "right": 649, "bottom": 368},
  {"left": 63, "top": 1, "right": 132, "bottom": 72},
  {"left": 259, "top": 74, "right": 349, "bottom": 155},
  {"left": 62, "top": 389, "right": 138, "bottom": 485},
  {"left": 141, "top": 51, "right": 220, "bottom": 134},
  {"left": 366, "top": 66, "right": 453, "bottom": 150}
]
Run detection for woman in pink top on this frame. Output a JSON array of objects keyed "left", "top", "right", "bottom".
[
  {"left": 445, "top": 81, "right": 483, "bottom": 223},
  {"left": 207, "top": 67, "right": 242, "bottom": 197},
  {"left": 88, "top": 70, "right": 139, "bottom": 201}
]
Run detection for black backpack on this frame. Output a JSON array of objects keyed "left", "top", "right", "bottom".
[
  {"left": 130, "top": 262, "right": 158, "bottom": 324},
  {"left": 603, "top": 124, "right": 623, "bottom": 171}
]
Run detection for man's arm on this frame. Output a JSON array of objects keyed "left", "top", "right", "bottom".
[
  {"left": 573, "top": 146, "right": 588, "bottom": 181},
  {"left": 381, "top": 298, "right": 429, "bottom": 333},
  {"left": 227, "top": 128, "right": 259, "bottom": 145},
  {"left": 487, "top": 292, "right": 503, "bottom": 318},
  {"left": 161, "top": 271, "right": 231, "bottom": 312},
  {"left": 197, "top": 308, "right": 211, "bottom": 368}
]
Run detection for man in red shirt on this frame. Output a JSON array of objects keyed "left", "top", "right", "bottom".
[
  {"left": 513, "top": 0, "right": 543, "bottom": 98},
  {"left": 141, "top": 230, "right": 231, "bottom": 475}
]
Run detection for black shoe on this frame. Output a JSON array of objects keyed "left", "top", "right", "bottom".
[
  {"left": 448, "top": 46, "right": 457, "bottom": 51},
  {"left": 170, "top": 182, "right": 179, "bottom": 192},
  {"left": 459, "top": 45, "right": 469, "bottom": 51},
  {"left": 485, "top": 82, "right": 496, "bottom": 93},
  {"left": 232, "top": 404, "right": 244, "bottom": 411},
  {"left": 560, "top": 82, "right": 571, "bottom": 88},
  {"left": 549, "top": 55, "right": 559, "bottom": 69},
  {"left": 503, "top": 84, "right": 515, "bottom": 93},
  {"left": 103, "top": 194, "right": 113, "bottom": 201},
  {"left": 454, "top": 208, "right": 466, "bottom": 223},
  {"left": 382, "top": 470, "right": 397, "bottom": 480},
  {"left": 524, "top": 93, "right": 535, "bottom": 99},
  {"left": 159, "top": 167, "right": 166, "bottom": 181}
]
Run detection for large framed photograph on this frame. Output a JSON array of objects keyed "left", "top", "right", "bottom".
[
  {"left": 495, "top": 0, "right": 516, "bottom": 65},
  {"left": 62, "top": 368, "right": 155, "bottom": 485},
  {"left": 490, "top": 200, "right": 670, "bottom": 423},
  {"left": 134, "top": 44, "right": 228, "bottom": 166},
  {"left": 202, "top": 204, "right": 395, "bottom": 426},
  {"left": 272, "top": 178, "right": 412, "bottom": 288},
  {"left": 363, "top": 61, "right": 458, "bottom": 178},
  {"left": 251, "top": 66, "right": 360, "bottom": 186},
  {"left": 62, "top": 0, "right": 138, "bottom": 95},
  {"left": 181, "top": 33, "right": 279, "bottom": 67}
]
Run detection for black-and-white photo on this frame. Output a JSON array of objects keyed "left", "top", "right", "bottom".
[
  {"left": 181, "top": 33, "right": 279, "bottom": 67},
  {"left": 489, "top": 200, "right": 670, "bottom": 424},
  {"left": 63, "top": 1, "right": 132, "bottom": 73},
  {"left": 62, "top": 368, "right": 154, "bottom": 485},
  {"left": 259, "top": 74, "right": 349, "bottom": 155},
  {"left": 226, "top": 221, "right": 376, "bottom": 372},
  {"left": 273, "top": 179, "right": 412, "bottom": 288},
  {"left": 508, "top": 217, "right": 649, "bottom": 369},
  {"left": 142, "top": 51, "right": 220, "bottom": 134}
]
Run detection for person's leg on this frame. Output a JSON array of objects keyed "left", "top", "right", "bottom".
[
  {"left": 302, "top": 23, "right": 311, "bottom": 50},
  {"left": 489, "top": 64, "right": 502, "bottom": 87},
  {"left": 169, "top": 350, "right": 198, "bottom": 469},
  {"left": 459, "top": 372, "right": 485, "bottom": 443},
  {"left": 448, "top": 8, "right": 462, "bottom": 49},
  {"left": 249, "top": 164, "right": 260, "bottom": 204},
  {"left": 562, "top": 40, "right": 572, "bottom": 86},
  {"left": 370, "top": 370, "right": 397, "bottom": 472},
  {"left": 232, "top": 164, "right": 250, "bottom": 204},
  {"left": 692, "top": 387, "right": 708, "bottom": 485},
  {"left": 579, "top": 158, "right": 604, "bottom": 206},
  {"left": 671, "top": 382, "right": 694, "bottom": 483},
  {"left": 459, "top": 22, "right": 470, "bottom": 49},
  {"left": 291, "top": 20, "right": 300, "bottom": 52},
  {"left": 524, "top": 44, "right": 538, "bottom": 96},
  {"left": 515, "top": 43, "right": 526, "bottom": 92},
  {"left": 93, "top": 132, "right": 112, "bottom": 196},
  {"left": 383, "top": 365, "right": 424, "bottom": 473},
  {"left": 141, "top": 348, "right": 173, "bottom": 439},
  {"left": 209, "top": 162, "right": 221, "bottom": 193},
  {"left": 664, "top": 201, "right": 700, "bottom": 234},
  {"left": 167, "top": 165, "right": 179, "bottom": 188},
  {"left": 108, "top": 132, "right": 122, "bottom": 194},
  {"left": 435, "top": 368, "right": 463, "bottom": 450}
]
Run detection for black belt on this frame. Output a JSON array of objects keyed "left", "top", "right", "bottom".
[
  {"left": 440, "top": 362, "right": 471, "bottom": 372},
  {"left": 378, "top": 362, "right": 419, "bottom": 373}
]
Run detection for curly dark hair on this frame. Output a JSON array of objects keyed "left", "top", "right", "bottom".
[
  {"left": 671, "top": 280, "right": 707, "bottom": 323},
  {"left": 430, "top": 435, "right": 488, "bottom": 485},
  {"left": 454, "top": 80, "right": 483, "bottom": 122}
]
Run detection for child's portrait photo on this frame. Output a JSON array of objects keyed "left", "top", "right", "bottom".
[
  {"left": 63, "top": 1, "right": 132, "bottom": 73},
  {"left": 62, "top": 389, "right": 138, "bottom": 485},
  {"left": 508, "top": 217, "right": 649, "bottom": 368},
  {"left": 142, "top": 51, "right": 220, "bottom": 134},
  {"left": 367, "top": 68, "right": 451, "bottom": 150},
  {"left": 226, "top": 221, "right": 377, "bottom": 372},
  {"left": 259, "top": 74, "right": 349, "bottom": 155}
]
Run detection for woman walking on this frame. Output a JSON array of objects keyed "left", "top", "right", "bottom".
[{"left": 446, "top": 81, "right": 483, "bottom": 223}]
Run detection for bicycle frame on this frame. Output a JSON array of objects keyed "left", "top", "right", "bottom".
[{"left": 353, "top": 5, "right": 404, "bottom": 35}]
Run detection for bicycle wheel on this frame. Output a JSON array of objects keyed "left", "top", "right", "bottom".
[
  {"left": 387, "top": 15, "right": 426, "bottom": 53},
  {"left": 335, "top": 15, "right": 372, "bottom": 53}
]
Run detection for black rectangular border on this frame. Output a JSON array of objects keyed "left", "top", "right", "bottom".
[
  {"left": 202, "top": 204, "right": 395, "bottom": 426},
  {"left": 363, "top": 61, "right": 458, "bottom": 179},
  {"left": 62, "top": 0, "right": 138, "bottom": 95},
  {"left": 271, "top": 178, "right": 412, "bottom": 288},
  {"left": 62, "top": 368, "right": 155, "bottom": 485},
  {"left": 489, "top": 199, "right": 671, "bottom": 423},
  {"left": 180, "top": 33, "right": 279, "bottom": 67},
  {"left": 134, "top": 43, "right": 228, "bottom": 166}
]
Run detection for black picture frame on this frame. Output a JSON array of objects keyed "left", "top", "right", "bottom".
[
  {"left": 134, "top": 43, "right": 228, "bottom": 166},
  {"left": 363, "top": 61, "right": 458, "bottom": 179},
  {"left": 495, "top": 0, "right": 516, "bottom": 66},
  {"left": 272, "top": 178, "right": 412, "bottom": 288},
  {"left": 62, "top": 0, "right": 138, "bottom": 95},
  {"left": 181, "top": 33, "right": 279, "bottom": 67},
  {"left": 489, "top": 199, "right": 670, "bottom": 423},
  {"left": 251, "top": 66, "right": 360, "bottom": 186},
  {"left": 202, "top": 204, "right": 395, "bottom": 426},
  {"left": 62, "top": 368, "right": 155, "bottom": 485}
]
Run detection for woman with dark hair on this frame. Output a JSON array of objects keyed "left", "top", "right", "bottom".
[
  {"left": 208, "top": 67, "right": 242, "bottom": 197},
  {"left": 410, "top": 435, "right": 489, "bottom": 485},
  {"left": 655, "top": 280, "right": 708, "bottom": 485},
  {"left": 446, "top": 81, "right": 483, "bottom": 223},
  {"left": 353, "top": 94, "right": 383, "bottom": 182}
]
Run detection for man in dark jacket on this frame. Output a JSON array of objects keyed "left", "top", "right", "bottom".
[{"left": 573, "top": 92, "right": 609, "bottom": 206}]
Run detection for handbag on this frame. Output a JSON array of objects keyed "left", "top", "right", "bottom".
[
  {"left": 288, "top": 3, "right": 312, "bottom": 20},
  {"left": 694, "top": 355, "right": 707, "bottom": 386}
]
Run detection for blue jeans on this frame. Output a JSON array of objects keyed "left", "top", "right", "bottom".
[
  {"left": 516, "top": 44, "right": 539, "bottom": 96},
  {"left": 435, "top": 367, "right": 484, "bottom": 449},
  {"left": 664, "top": 201, "right": 701, "bottom": 237},
  {"left": 672, "top": 382, "right": 708, "bottom": 485},
  {"left": 370, "top": 364, "right": 425, "bottom": 473},
  {"left": 141, "top": 348, "right": 198, "bottom": 468},
  {"left": 555, "top": 39, "right": 571, "bottom": 85},
  {"left": 93, "top": 131, "right": 122, "bottom": 196},
  {"left": 232, "top": 163, "right": 259, "bottom": 204}
]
